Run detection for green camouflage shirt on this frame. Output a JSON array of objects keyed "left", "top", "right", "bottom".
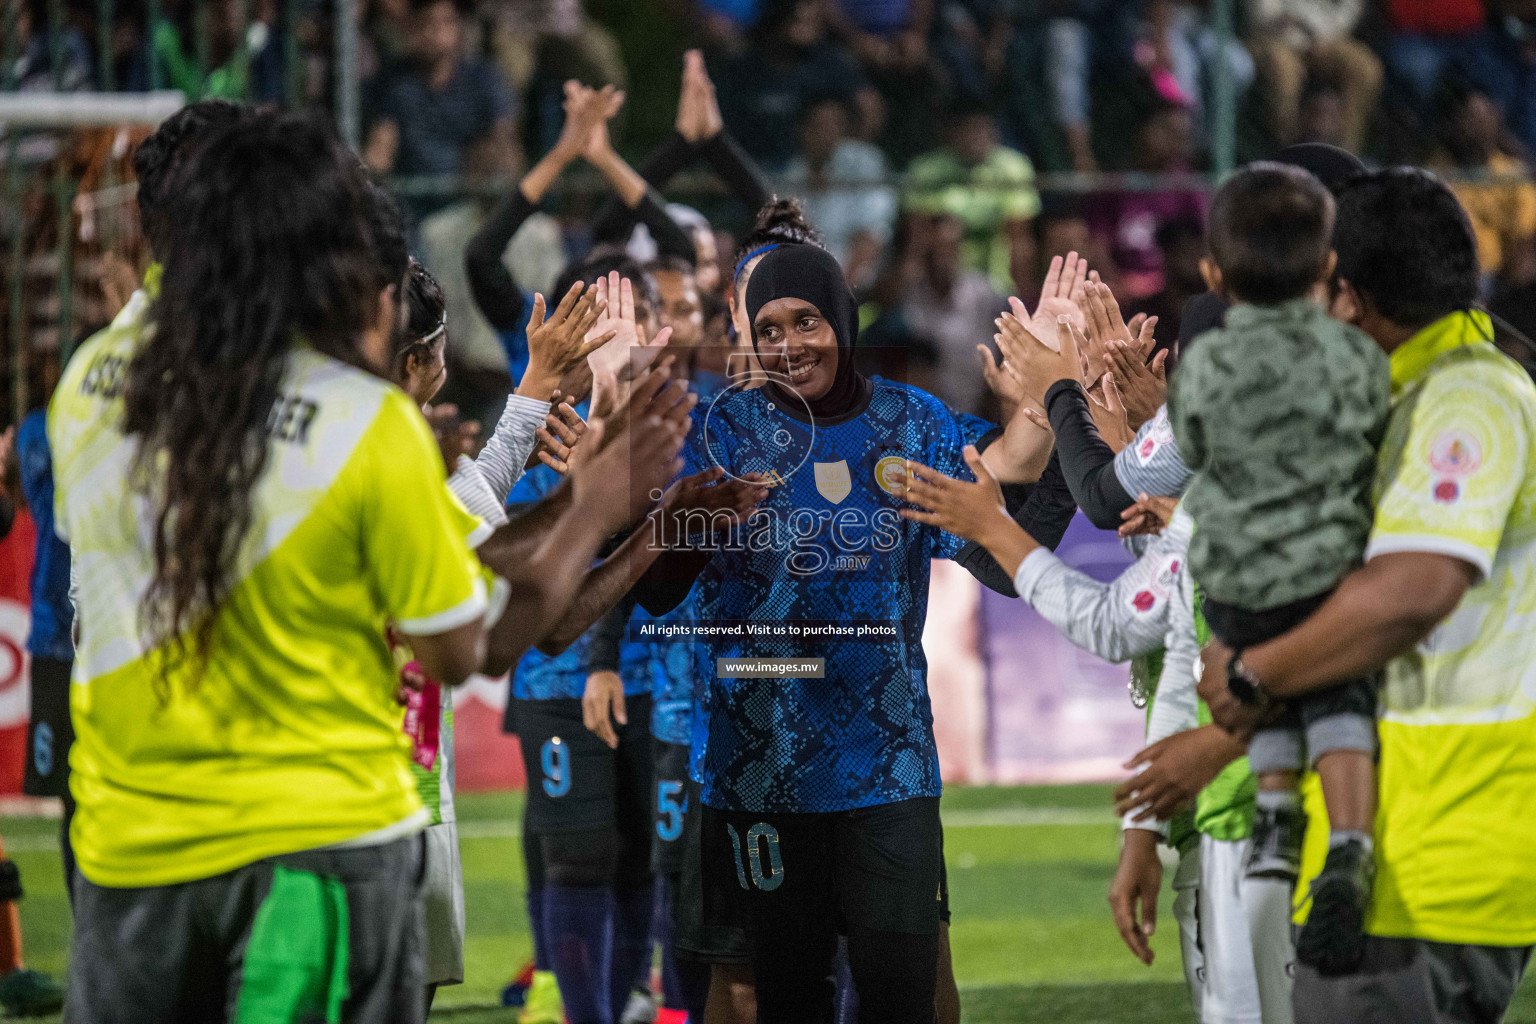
[{"left": 1169, "top": 298, "right": 1389, "bottom": 610}]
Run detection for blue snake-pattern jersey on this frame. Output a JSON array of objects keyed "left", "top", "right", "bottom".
[{"left": 683, "top": 377, "right": 992, "bottom": 812}]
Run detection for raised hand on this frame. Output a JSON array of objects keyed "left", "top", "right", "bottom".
[
  {"left": 1020, "top": 251, "right": 1089, "bottom": 342},
  {"left": 552, "top": 81, "right": 612, "bottom": 163},
  {"left": 582, "top": 84, "right": 628, "bottom": 164},
  {"left": 1086, "top": 372, "right": 1134, "bottom": 453},
  {"left": 977, "top": 343, "right": 1024, "bottom": 424},
  {"left": 519, "top": 281, "right": 612, "bottom": 401},
  {"left": 570, "top": 365, "right": 690, "bottom": 535},
  {"left": 587, "top": 272, "right": 675, "bottom": 415},
  {"left": 1105, "top": 340, "right": 1167, "bottom": 432},
  {"left": 993, "top": 312, "right": 1086, "bottom": 408},
  {"left": 896, "top": 447, "right": 1013, "bottom": 546}
]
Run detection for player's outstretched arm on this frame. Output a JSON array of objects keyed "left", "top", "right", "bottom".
[
  {"left": 480, "top": 377, "right": 688, "bottom": 672},
  {"left": 535, "top": 467, "right": 767, "bottom": 656},
  {"left": 898, "top": 447, "right": 1039, "bottom": 578},
  {"left": 465, "top": 82, "right": 608, "bottom": 332}
]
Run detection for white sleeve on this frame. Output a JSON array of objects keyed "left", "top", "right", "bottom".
[
  {"left": 447, "top": 456, "right": 509, "bottom": 533},
  {"left": 1011, "top": 509, "right": 1194, "bottom": 664},
  {"left": 1123, "top": 548, "right": 1202, "bottom": 838},
  {"left": 473, "top": 394, "right": 553, "bottom": 503}
]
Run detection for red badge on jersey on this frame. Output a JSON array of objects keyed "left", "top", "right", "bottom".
[
  {"left": 1434, "top": 479, "right": 1460, "bottom": 504},
  {"left": 1133, "top": 590, "right": 1156, "bottom": 613}
]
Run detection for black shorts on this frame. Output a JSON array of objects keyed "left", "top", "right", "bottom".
[
  {"left": 702, "top": 796, "right": 943, "bottom": 942},
  {"left": 514, "top": 695, "right": 654, "bottom": 835},
  {"left": 24, "top": 656, "right": 74, "bottom": 799},
  {"left": 652, "top": 740, "right": 692, "bottom": 876},
  {"left": 673, "top": 778, "right": 750, "bottom": 966}
]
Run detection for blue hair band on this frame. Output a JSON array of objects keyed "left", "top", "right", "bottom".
[{"left": 733, "top": 243, "right": 780, "bottom": 282}]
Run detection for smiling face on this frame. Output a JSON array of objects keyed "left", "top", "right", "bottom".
[{"left": 753, "top": 296, "right": 839, "bottom": 401}]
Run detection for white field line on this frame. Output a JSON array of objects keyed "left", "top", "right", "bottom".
[{"left": 0, "top": 806, "right": 1115, "bottom": 853}]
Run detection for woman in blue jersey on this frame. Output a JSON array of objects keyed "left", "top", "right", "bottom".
[{"left": 637, "top": 242, "right": 1059, "bottom": 1024}]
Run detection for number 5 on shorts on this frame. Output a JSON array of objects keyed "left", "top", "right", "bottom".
[
  {"left": 726, "top": 822, "right": 784, "bottom": 891},
  {"left": 541, "top": 738, "right": 571, "bottom": 798},
  {"left": 657, "top": 781, "right": 687, "bottom": 841}
]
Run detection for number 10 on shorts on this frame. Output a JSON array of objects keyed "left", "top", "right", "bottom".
[{"left": 727, "top": 822, "right": 784, "bottom": 891}]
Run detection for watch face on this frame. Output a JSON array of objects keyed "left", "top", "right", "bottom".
[{"left": 1227, "top": 660, "right": 1261, "bottom": 706}]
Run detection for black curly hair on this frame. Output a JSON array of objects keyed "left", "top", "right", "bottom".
[
  {"left": 732, "top": 196, "right": 823, "bottom": 283},
  {"left": 394, "top": 257, "right": 448, "bottom": 372},
  {"left": 123, "top": 110, "right": 396, "bottom": 690},
  {"left": 132, "top": 99, "right": 252, "bottom": 257}
]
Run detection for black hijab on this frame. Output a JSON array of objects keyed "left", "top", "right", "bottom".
[{"left": 745, "top": 243, "right": 870, "bottom": 423}]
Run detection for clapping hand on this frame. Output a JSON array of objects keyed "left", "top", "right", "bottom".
[
  {"left": 994, "top": 312, "right": 1089, "bottom": 409},
  {"left": 1023, "top": 252, "right": 1089, "bottom": 341},
  {"left": 587, "top": 272, "right": 674, "bottom": 418},
  {"left": 551, "top": 81, "right": 616, "bottom": 163},
  {"left": 675, "top": 50, "right": 724, "bottom": 143},
  {"left": 519, "top": 282, "right": 612, "bottom": 401},
  {"left": 528, "top": 393, "right": 588, "bottom": 473}
]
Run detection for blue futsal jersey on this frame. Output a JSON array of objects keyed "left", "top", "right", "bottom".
[{"left": 681, "top": 377, "right": 993, "bottom": 813}]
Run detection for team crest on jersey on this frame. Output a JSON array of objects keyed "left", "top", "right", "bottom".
[
  {"left": 874, "top": 455, "right": 906, "bottom": 496},
  {"left": 1430, "top": 430, "right": 1482, "bottom": 477},
  {"left": 814, "top": 460, "right": 853, "bottom": 504}
]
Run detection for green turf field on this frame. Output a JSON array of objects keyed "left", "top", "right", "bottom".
[{"left": 5, "top": 784, "right": 1536, "bottom": 1022}]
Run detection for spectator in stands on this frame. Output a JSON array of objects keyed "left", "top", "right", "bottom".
[
  {"left": 1128, "top": 214, "right": 1204, "bottom": 357},
  {"left": 1433, "top": 87, "right": 1536, "bottom": 289},
  {"left": 782, "top": 95, "right": 897, "bottom": 285},
  {"left": 5, "top": 0, "right": 90, "bottom": 92},
  {"left": 1043, "top": 0, "right": 1120, "bottom": 173},
  {"left": 905, "top": 102, "right": 1038, "bottom": 293},
  {"left": 1245, "top": 0, "right": 1382, "bottom": 153},
  {"left": 712, "top": 0, "right": 882, "bottom": 170},
  {"left": 482, "top": 0, "right": 627, "bottom": 106},
  {"left": 145, "top": 0, "right": 284, "bottom": 103},
  {"left": 1381, "top": 0, "right": 1487, "bottom": 118},
  {"left": 1087, "top": 97, "right": 1206, "bottom": 297},
  {"left": 363, "top": 0, "right": 522, "bottom": 180},
  {"left": 1457, "top": 0, "right": 1536, "bottom": 158},
  {"left": 1129, "top": 0, "right": 1255, "bottom": 153},
  {"left": 1296, "top": 73, "right": 1348, "bottom": 148},
  {"left": 827, "top": 0, "right": 932, "bottom": 65},
  {"left": 898, "top": 213, "right": 1007, "bottom": 415}
]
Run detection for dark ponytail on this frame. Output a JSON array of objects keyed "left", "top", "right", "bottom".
[
  {"left": 123, "top": 110, "right": 394, "bottom": 690},
  {"left": 732, "top": 196, "right": 824, "bottom": 281}
]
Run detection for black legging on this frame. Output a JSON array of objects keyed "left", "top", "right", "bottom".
[{"left": 750, "top": 919, "right": 939, "bottom": 1024}]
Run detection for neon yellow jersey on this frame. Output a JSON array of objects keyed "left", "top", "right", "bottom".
[
  {"left": 1299, "top": 311, "right": 1536, "bottom": 946},
  {"left": 51, "top": 306, "right": 487, "bottom": 888}
]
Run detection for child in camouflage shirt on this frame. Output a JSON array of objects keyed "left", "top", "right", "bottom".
[{"left": 1168, "top": 163, "right": 1389, "bottom": 976}]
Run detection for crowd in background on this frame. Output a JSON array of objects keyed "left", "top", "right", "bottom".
[{"left": 8, "top": 0, "right": 1536, "bottom": 423}]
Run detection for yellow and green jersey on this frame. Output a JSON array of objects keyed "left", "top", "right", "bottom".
[
  {"left": 1299, "top": 310, "right": 1536, "bottom": 946},
  {"left": 51, "top": 303, "right": 487, "bottom": 889}
]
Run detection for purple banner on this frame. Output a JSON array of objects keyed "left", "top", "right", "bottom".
[{"left": 979, "top": 513, "right": 1148, "bottom": 784}]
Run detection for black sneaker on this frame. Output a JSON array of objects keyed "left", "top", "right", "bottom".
[
  {"left": 1245, "top": 803, "right": 1307, "bottom": 881},
  {"left": 1296, "top": 837, "right": 1375, "bottom": 976}
]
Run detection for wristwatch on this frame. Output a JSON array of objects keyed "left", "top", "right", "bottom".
[{"left": 1225, "top": 650, "right": 1270, "bottom": 709}]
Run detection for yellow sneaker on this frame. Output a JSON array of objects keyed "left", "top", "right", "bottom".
[{"left": 517, "top": 970, "right": 564, "bottom": 1024}]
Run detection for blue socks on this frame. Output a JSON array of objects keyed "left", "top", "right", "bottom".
[
  {"left": 527, "top": 888, "right": 551, "bottom": 972},
  {"left": 545, "top": 885, "right": 616, "bottom": 1024},
  {"left": 611, "top": 884, "right": 657, "bottom": 1018}
]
